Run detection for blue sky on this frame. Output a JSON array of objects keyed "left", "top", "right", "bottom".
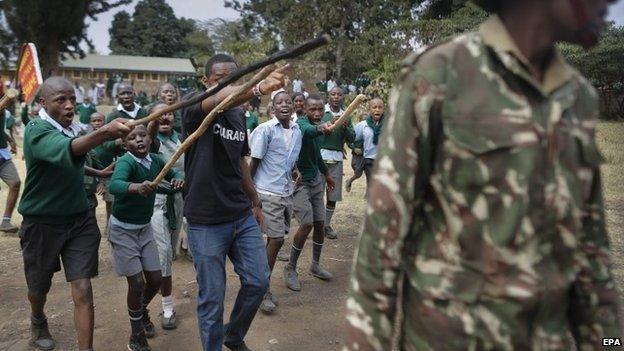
[{"left": 87, "top": 0, "right": 624, "bottom": 54}]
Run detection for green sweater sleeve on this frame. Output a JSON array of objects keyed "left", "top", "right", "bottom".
[
  {"left": 299, "top": 118, "right": 323, "bottom": 138},
  {"left": 345, "top": 120, "right": 356, "bottom": 145},
  {"left": 109, "top": 158, "right": 133, "bottom": 195},
  {"left": 26, "top": 123, "right": 82, "bottom": 168}
]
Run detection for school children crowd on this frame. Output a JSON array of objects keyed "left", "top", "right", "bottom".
[{"left": 6, "top": 54, "right": 385, "bottom": 351}]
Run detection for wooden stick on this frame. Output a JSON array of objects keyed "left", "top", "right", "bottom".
[
  {"left": 0, "top": 89, "right": 19, "bottom": 111},
  {"left": 327, "top": 94, "right": 367, "bottom": 131},
  {"left": 126, "top": 35, "right": 330, "bottom": 129},
  {"left": 150, "top": 65, "right": 278, "bottom": 186}
]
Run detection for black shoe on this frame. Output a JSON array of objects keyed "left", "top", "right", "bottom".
[
  {"left": 127, "top": 331, "right": 151, "bottom": 351},
  {"left": 142, "top": 310, "right": 156, "bottom": 338},
  {"left": 224, "top": 341, "right": 253, "bottom": 351},
  {"left": 30, "top": 317, "right": 55, "bottom": 350}
]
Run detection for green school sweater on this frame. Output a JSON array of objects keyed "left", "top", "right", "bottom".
[
  {"left": 18, "top": 119, "right": 88, "bottom": 223},
  {"left": 245, "top": 112, "right": 259, "bottom": 133},
  {"left": 93, "top": 139, "right": 120, "bottom": 168},
  {"left": 320, "top": 111, "right": 355, "bottom": 152},
  {"left": 109, "top": 152, "right": 181, "bottom": 225},
  {"left": 296, "top": 116, "right": 328, "bottom": 182},
  {"left": 76, "top": 103, "right": 97, "bottom": 124},
  {"left": 105, "top": 107, "right": 148, "bottom": 124}
]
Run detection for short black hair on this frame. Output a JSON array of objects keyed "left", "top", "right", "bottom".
[
  {"left": 306, "top": 93, "right": 324, "bottom": 104},
  {"left": 291, "top": 92, "right": 305, "bottom": 101},
  {"left": 205, "top": 54, "right": 237, "bottom": 75}
]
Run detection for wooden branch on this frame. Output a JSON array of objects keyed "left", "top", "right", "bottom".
[
  {"left": 0, "top": 89, "right": 19, "bottom": 111},
  {"left": 126, "top": 35, "right": 330, "bottom": 129},
  {"left": 327, "top": 94, "right": 367, "bottom": 131},
  {"left": 150, "top": 65, "right": 278, "bottom": 187}
]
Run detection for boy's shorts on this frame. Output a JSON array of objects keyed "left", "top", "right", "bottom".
[
  {"left": 107, "top": 220, "right": 160, "bottom": 277},
  {"left": 20, "top": 212, "right": 101, "bottom": 295},
  {"left": 325, "top": 161, "right": 343, "bottom": 202},
  {"left": 293, "top": 174, "right": 325, "bottom": 226},
  {"left": 0, "top": 159, "right": 20, "bottom": 187},
  {"left": 259, "top": 192, "right": 293, "bottom": 239}
]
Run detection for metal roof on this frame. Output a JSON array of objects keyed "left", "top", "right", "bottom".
[{"left": 60, "top": 54, "right": 196, "bottom": 74}]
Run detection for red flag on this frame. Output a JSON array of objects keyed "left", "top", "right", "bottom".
[{"left": 17, "top": 43, "right": 43, "bottom": 104}]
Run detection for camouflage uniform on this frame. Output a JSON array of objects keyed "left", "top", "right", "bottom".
[{"left": 345, "top": 15, "right": 621, "bottom": 351}]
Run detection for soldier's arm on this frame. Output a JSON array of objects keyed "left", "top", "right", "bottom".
[
  {"left": 345, "top": 56, "right": 440, "bottom": 350},
  {"left": 569, "top": 140, "right": 622, "bottom": 346}
]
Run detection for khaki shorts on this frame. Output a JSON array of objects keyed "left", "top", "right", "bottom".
[
  {"left": 325, "top": 161, "right": 343, "bottom": 202},
  {"left": 0, "top": 159, "right": 20, "bottom": 187},
  {"left": 259, "top": 192, "right": 293, "bottom": 238},
  {"left": 293, "top": 174, "right": 325, "bottom": 226}
]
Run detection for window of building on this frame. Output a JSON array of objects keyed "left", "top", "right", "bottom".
[
  {"left": 151, "top": 73, "right": 160, "bottom": 82},
  {"left": 91, "top": 71, "right": 98, "bottom": 79},
  {"left": 136, "top": 72, "right": 145, "bottom": 81},
  {"left": 73, "top": 70, "right": 81, "bottom": 78},
  {"left": 122, "top": 72, "right": 129, "bottom": 79}
]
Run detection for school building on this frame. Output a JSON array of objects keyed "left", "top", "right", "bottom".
[{"left": 58, "top": 54, "right": 197, "bottom": 95}]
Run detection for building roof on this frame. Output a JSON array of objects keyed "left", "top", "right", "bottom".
[{"left": 60, "top": 54, "right": 196, "bottom": 74}]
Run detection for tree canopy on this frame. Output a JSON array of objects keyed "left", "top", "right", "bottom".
[
  {"left": 2, "top": 0, "right": 131, "bottom": 77},
  {"left": 108, "top": 0, "right": 212, "bottom": 59}
]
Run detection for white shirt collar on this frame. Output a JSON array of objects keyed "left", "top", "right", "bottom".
[
  {"left": 270, "top": 116, "right": 298, "bottom": 130},
  {"left": 324, "top": 104, "right": 343, "bottom": 116},
  {"left": 117, "top": 102, "right": 142, "bottom": 118},
  {"left": 128, "top": 152, "right": 152, "bottom": 168},
  {"left": 39, "top": 108, "right": 81, "bottom": 137}
]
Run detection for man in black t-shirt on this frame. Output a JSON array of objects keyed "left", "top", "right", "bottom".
[{"left": 181, "top": 54, "right": 287, "bottom": 351}]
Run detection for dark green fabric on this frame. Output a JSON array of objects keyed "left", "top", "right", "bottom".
[
  {"left": 105, "top": 107, "right": 148, "bottom": 124},
  {"left": 18, "top": 119, "right": 88, "bottom": 223},
  {"left": 246, "top": 112, "right": 259, "bottom": 133},
  {"left": 110, "top": 152, "right": 181, "bottom": 225},
  {"left": 93, "top": 140, "right": 120, "bottom": 168},
  {"left": 366, "top": 115, "right": 384, "bottom": 145},
  {"left": 320, "top": 111, "right": 355, "bottom": 151},
  {"left": 76, "top": 103, "right": 97, "bottom": 124},
  {"left": 296, "top": 116, "right": 328, "bottom": 182}
]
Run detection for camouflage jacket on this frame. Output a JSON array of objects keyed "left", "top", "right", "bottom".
[{"left": 346, "top": 16, "right": 621, "bottom": 351}]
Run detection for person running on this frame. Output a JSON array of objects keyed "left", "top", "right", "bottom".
[
  {"left": 283, "top": 93, "right": 334, "bottom": 292},
  {"left": 249, "top": 90, "right": 302, "bottom": 314},
  {"left": 18, "top": 76, "right": 130, "bottom": 351},
  {"left": 180, "top": 54, "right": 286, "bottom": 351},
  {"left": 149, "top": 103, "right": 185, "bottom": 330},
  {"left": 320, "top": 86, "right": 355, "bottom": 239},
  {"left": 349, "top": 98, "right": 384, "bottom": 194}
]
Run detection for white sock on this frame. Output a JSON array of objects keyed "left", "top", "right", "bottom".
[{"left": 162, "top": 295, "right": 174, "bottom": 318}]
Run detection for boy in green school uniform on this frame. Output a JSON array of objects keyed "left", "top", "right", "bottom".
[
  {"left": 18, "top": 76, "right": 131, "bottom": 351},
  {"left": 106, "top": 82, "right": 148, "bottom": 123},
  {"left": 108, "top": 123, "right": 183, "bottom": 351},
  {"left": 76, "top": 96, "right": 97, "bottom": 131},
  {"left": 319, "top": 86, "right": 355, "bottom": 239}
]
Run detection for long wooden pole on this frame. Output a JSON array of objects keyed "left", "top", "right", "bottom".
[
  {"left": 150, "top": 65, "right": 278, "bottom": 186},
  {"left": 126, "top": 35, "right": 330, "bottom": 128},
  {"left": 327, "top": 94, "right": 367, "bottom": 131}
]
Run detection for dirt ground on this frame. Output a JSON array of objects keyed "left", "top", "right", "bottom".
[{"left": 0, "top": 122, "right": 622, "bottom": 351}]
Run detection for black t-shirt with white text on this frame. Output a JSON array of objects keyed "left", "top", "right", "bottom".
[{"left": 181, "top": 91, "right": 251, "bottom": 225}]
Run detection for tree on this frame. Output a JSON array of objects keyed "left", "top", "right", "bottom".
[
  {"left": 560, "top": 24, "right": 624, "bottom": 119},
  {"left": 108, "top": 0, "right": 209, "bottom": 59},
  {"left": 2, "top": 0, "right": 131, "bottom": 77},
  {"left": 225, "top": 0, "right": 420, "bottom": 80}
]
